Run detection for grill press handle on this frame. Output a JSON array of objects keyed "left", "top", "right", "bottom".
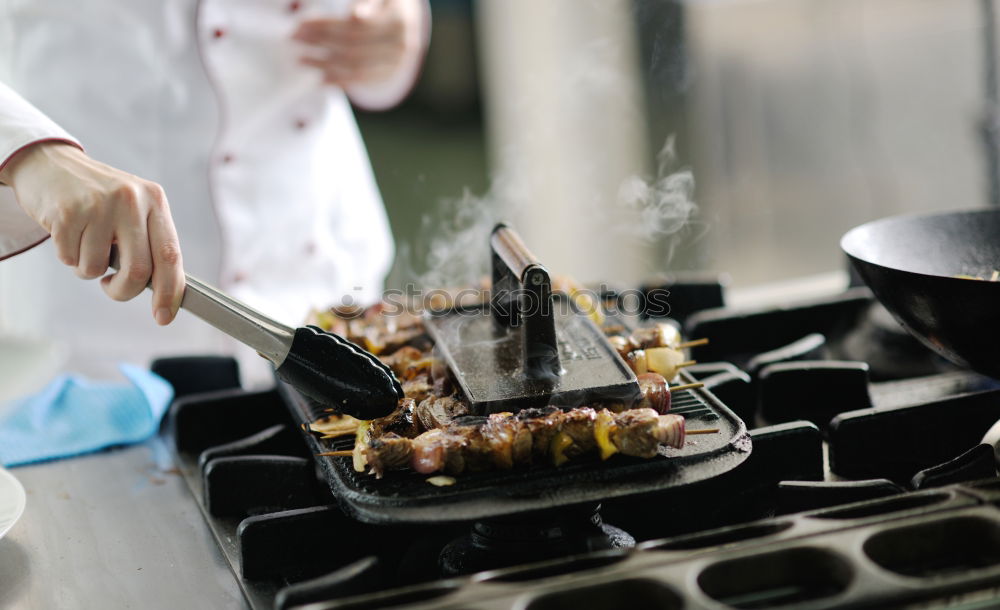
[
  {"left": 491, "top": 224, "right": 541, "bottom": 284},
  {"left": 490, "top": 223, "right": 560, "bottom": 378}
]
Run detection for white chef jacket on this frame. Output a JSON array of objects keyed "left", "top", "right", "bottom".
[{"left": 0, "top": 0, "right": 428, "bottom": 380}]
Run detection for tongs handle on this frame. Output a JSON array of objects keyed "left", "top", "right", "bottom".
[
  {"left": 108, "top": 247, "right": 295, "bottom": 365},
  {"left": 108, "top": 247, "right": 402, "bottom": 418},
  {"left": 490, "top": 223, "right": 560, "bottom": 378}
]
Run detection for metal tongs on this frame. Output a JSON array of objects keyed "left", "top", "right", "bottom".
[{"left": 109, "top": 248, "right": 403, "bottom": 419}]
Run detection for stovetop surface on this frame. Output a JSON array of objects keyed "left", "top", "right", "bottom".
[
  {"left": 0, "top": 437, "right": 247, "bottom": 610},
  {"left": 151, "top": 275, "right": 1000, "bottom": 610},
  {"left": 8, "top": 275, "right": 1000, "bottom": 610}
]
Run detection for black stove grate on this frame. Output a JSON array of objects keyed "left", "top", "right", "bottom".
[
  {"left": 294, "top": 484, "right": 1000, "bottom": 610},
  {"left": 164, "top": 361, "right": 818, "bottom": 609}
]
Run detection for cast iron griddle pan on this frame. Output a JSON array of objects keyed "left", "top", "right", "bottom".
[
  {"left": 278, "top": 374, "right": 750, "bottom": 525},
  {"left": 842, "top": 208, "right": 1000, "bottom": 379},
  {"left": 279, "top": 223, "right": 750, "bottom": 524}
]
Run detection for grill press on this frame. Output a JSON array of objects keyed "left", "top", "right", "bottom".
[{"left": 424, "top": 224, "right": 640, "bottom": 414}]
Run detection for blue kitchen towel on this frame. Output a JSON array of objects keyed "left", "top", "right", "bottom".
[{"left": 0, "top": 364, "right": 173, "bottom": 467}]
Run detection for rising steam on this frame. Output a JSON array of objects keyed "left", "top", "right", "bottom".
[
  {"left": 398, "top": 134, "right": 697, "bottom": 294},
  {"left": 614, "top": 136, "right": 697, "bottom": 244},
  {"left": 397, "top": 187, "right": 499, "bottom": 291}
]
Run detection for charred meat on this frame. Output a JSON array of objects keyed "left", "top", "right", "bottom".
[
  {"left": 369, "top": 398, "right": 420, "bottom": 439},
  {"left": 359, "top": 407, "right": 685, "bottom": 477},
  {"left": 415, "top": 395, "right": 469, "bottom": 430}
]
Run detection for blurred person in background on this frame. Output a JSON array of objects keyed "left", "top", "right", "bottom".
[{"left": 0, "top": 0, "right": 430, "bottom": 384}]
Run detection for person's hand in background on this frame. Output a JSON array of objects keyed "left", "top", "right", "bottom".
[
  {"left": 0, "top": 141, "right": 184, "bottom": 325},
  {"left": 293, "top": 0, "right": 424, "bottom": 86}
]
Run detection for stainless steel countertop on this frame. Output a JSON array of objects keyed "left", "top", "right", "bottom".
[{"left": 0, "top": 437, "right": 247, "bottom": 610}]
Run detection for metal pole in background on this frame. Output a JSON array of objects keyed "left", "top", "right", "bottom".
[{"left": 981, "top": 0, "right": 1000, "bottom": 207}]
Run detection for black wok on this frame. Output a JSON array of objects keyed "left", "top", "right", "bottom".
[{"left": 841, "top": 208, "right": 1000, "bottom": 379}]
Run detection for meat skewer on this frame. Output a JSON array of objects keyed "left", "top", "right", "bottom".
[
  {"left": 308, "top": 371, "right": 702, "bottom": 440},
  {"left": 320, "top": 426, "right": 720, "bottom": 460},
  {"left": 627, "top": 323, "right": 708, "bottom": 352},
  {"left": 356, "top": 407, "right": 691, "bottom": 478}
]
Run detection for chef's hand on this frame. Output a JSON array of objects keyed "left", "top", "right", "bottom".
[
  {"left": 292, "top": 0, "right": 422, "bottom": 86},
  {"left": 0, "top": 141, "right": 184, "bottom": 326}
]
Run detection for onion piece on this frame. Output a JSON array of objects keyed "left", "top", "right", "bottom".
[
  {"left": 656, "top": 414, "right": 686, "bottom": 449},
  {"left": 309, "top": 414, "right": 361, "bottom": 437},
  {"left": 637, "top": 372, "right": 670, "bottom": 414},
  {"left": 426, "top": 475, "right": 456, "bottom": 487},
  {"left": 645, "top": 347, "right": 690, "bottom": 380},
  {"left": 353, "top": 421, "right": 371, "bottom": 473}
]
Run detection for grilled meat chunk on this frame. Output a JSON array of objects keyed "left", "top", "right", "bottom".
[
  {"left": 612, "top": 408, "right": 684, "bottom": 457},
  {"left": 411, "top": 429, "right": 469, "bottom": 475},
  {"left": 517, "top": 407, "right": 563, "bottom": 462},
  {"left": 365, "top": 433, "right": 413, "bottom": 477},
  {"left": 369, "top": 398, "right": 420, "bottom": 439},
  {"left": 382, "top": 328, "right": 432, "bottom": 355},
  {"left": 559, "top": 407, "right": 598, "bottom": 458},
  {"left": 416, "top": 395, "right": 469, "bottom": 430},
  {"left": 480, "top": 413, "right": 519, "bottom": 470},
  {"left": 431, "top": 372, "right": 455, "bottom": 397},
  {"left": 380, "top": 346, "right": 424, "bottom": 377},
  {"left": 402, "top": 374, "right": 435, "bottom": 402}
]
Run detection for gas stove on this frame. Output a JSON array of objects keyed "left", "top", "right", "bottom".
[{"left": 158, "top": 274, "right": 1000, "bottom": 610}]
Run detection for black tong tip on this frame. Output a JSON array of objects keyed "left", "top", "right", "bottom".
[{"left": 276, "top": 325, "right": 402, "bottom": 420}]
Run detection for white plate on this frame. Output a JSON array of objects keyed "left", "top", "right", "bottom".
[{"left": 0, "top": 466, "right": 26, "bottom": 539}]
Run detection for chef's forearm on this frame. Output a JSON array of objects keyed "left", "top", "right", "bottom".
[{"left": 0, "top": 81, "right": 81, "bottom": 181}]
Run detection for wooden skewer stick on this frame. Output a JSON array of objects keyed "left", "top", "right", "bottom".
[
  {"left": 320, "top": 432, "right": 356, "bottom": 439},
  {"left": 686, "top": 428, "right": 720, "bottom": 435},
  {"left": 677, "top": 360, "right": 697, "bottom": 370},
  {"left": 676, "top": 338, "right": 709, "bottom": 349},
  {"left": 316, "top": 450, "right": 354, "bottom": 457},
  {"left": 668, "top": 382, "right": 704, "bottom": 393}
]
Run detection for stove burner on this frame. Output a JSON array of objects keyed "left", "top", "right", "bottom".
[
  {"left": 832, "top": 302, "right": 953, "bottom": 380},
  {"left": 438, "top": 504, "right": 634, "bottom": 576}
]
